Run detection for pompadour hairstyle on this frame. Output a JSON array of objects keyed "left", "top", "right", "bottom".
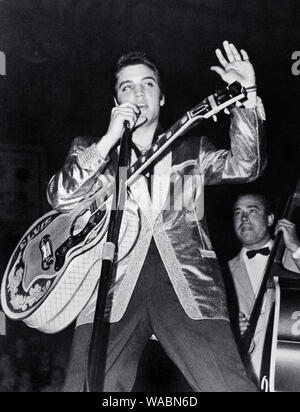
[{"left": 113, "top": 51, "right": 163, "bottom": 94}]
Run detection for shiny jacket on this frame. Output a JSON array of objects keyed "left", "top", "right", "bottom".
[{"left": 47, "top": 105, "right": 266, "bottom": 324}]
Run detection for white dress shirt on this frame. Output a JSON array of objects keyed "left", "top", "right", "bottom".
[{"left": 242, "top": 240, "right": 273, "bottom": 297}]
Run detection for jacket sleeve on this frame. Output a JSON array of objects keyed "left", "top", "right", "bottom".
[
  {"left": 47, "top": 136, "right": 113, "bottom": 213},
  {"left": 199, "top": 100, "right": 266, "bottom": 186}
]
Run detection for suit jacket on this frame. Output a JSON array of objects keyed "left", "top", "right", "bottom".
[
  {"left": 47, "top": 105, "right": 266, "bottom": 324},
  {"left": 228, "top": 250, "right": 274, "bottom": 383}
]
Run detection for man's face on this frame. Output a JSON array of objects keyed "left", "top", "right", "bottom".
[
  {"left": 233, "top": 195, "right": 274, "bottom": 249},
  {"left": 115, "top": 64, "right": 164, "bottom": 126}
]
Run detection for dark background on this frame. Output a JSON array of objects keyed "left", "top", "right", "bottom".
[{"left": 0, "top": 0, "right": 300, "bottom": 391}]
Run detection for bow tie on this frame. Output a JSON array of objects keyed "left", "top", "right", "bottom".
[{"left": 246, "top": 247, "right": 271, "bottom": 259}]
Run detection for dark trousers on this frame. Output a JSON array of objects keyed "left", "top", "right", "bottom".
[{"left": 64, "top": 241, "right": 257, "bottom": 392}]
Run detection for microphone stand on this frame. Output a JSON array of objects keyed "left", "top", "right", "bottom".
[{"left": 85, "top": 122, "right": 132, "bottom": 392}]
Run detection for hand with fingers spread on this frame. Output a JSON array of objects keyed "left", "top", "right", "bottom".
[
  {"left": 211, "top": 40, "right": 256, "bottom": 88},
  {"left": 275, "top": 218, "right": 300, "bottom": 253}
]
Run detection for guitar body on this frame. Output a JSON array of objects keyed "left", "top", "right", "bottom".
[
  {"left": 1, "top": 193, "right": 140, "bottom": 333},
  {"left": 0, "top": 82, "right": 246, "bottom": 333},
  {"left": 260, "top": 272, "right": 300, "bottom": 392},
  {"left": 259, "top": 188, "right": 300, "bottom": 392},
  {"left": 0, "top": 201, "right": 111, "bottom": 332},
  {"left": 270, "top": 277, "right": 300, "bottom": 392}
]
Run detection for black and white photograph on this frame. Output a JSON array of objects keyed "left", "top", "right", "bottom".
[{"left": 0, "top": 0, "right": 300, "bottom": 395}]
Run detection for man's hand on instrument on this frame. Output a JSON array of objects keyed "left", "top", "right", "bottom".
[
  {"left": 275, "top": 218, "right": 300, "bottom": 253},
  {"left": 210, "top": 41, "right": 256, "bottom": 88},
  {"left": 239, "top": 312, "right": 250, "bottom": 336}
]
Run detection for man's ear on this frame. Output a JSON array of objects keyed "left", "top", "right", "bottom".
[
  {"left": 268, "top": 213, "right": 275, "bottom": 227},
  {"left": 160, "top": 95, "right": 165, "bottom": 107}
]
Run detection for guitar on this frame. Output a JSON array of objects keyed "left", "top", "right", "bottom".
[{"left": 0, "top": 82, "right": 247, "bottom": 334}]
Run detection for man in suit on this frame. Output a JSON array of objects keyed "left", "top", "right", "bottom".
[
  {"left": 48, "top": 42, "right": 265, "bottom": 392},
  {"left": 228, "top": 193, "right": 300, "bottom": 384}
]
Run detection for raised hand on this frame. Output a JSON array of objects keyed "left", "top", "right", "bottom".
[{"left": 210, "top": 40, "right": 256, "bottom": 88}]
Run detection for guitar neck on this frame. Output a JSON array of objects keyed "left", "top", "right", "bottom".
[
  {"left": 127, "top": 113, "right": 200, "bottom": 186},
  {"left": 127, "top": 82, "right": 246, "bottom": 186}
]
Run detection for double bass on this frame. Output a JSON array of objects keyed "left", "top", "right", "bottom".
[{"left": 240, "top": 179, "right": 300, "bottom": 392}]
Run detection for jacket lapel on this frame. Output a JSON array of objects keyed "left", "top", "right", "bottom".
[{"left": 229, "top": 252, "right": 255, "bottom": 318}]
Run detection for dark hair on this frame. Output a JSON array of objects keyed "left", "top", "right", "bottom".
[
  {"left": 113, "top": 51, "right": 163, "bottom": 95},
  {"left": 233, "top": 192, "right": 274, "bottom": 216}
]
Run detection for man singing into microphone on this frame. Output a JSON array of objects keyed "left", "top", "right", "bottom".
[{"left": 47, "top": 41, "right": 266, "bottom": 392}]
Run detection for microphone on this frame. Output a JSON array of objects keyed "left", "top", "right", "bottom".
[{"left": 124, "top": 120, "right": 131, "bottom": 131}]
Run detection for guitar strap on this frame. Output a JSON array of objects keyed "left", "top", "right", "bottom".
[{"left": 131, "top": 143, "right": 152, "bottom": 195}]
